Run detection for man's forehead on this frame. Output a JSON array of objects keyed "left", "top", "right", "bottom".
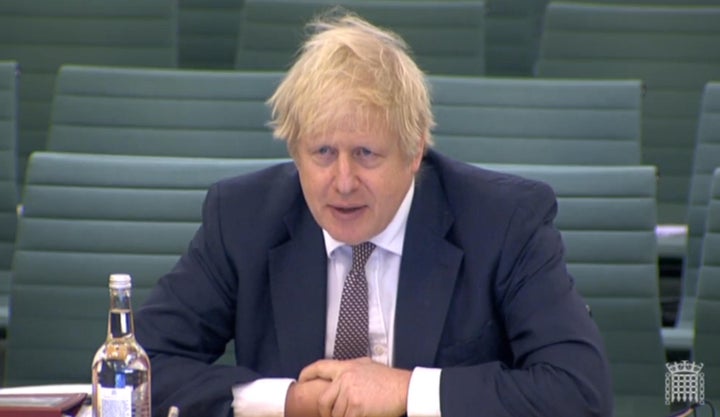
[{"left": 312, "top": 105, "right": 391, "bottom": 134}]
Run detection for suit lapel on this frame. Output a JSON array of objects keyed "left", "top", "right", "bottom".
[
  {"left": 268, "top": 201, "right": 327, "bottom": 377},
  {"left": 394, "top": 163, "right": 463, "bottom": 370}
]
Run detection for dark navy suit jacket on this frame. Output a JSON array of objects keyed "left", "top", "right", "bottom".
[{"left": 135, "top": 150, "right": 613, "bottom": 417}]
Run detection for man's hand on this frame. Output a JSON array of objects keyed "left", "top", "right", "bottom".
[
  {"left": 298, "top": 358, "right": 412, "bottom": 417},
  {"left": 285, "top": 378, "right": 332, "bottom": 417}
]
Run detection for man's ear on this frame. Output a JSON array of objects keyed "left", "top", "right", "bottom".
[{"left": 411, "top": 137, "right": 426, "bottom": 171}]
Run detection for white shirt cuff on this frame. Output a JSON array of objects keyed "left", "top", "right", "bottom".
[
  {"left": 407, "top": 367, "right": 442, "bottom": 417},
  {"left": 232, "top": 378, "right": 295, "bottom": 417}
]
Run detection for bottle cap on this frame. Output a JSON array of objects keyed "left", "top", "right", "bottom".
[{"left": 109, "top": 273, "right": 132, "bottom": 289}]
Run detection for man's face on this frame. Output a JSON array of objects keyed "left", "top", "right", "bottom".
[{"left": 293, "top": 122, "right": 422, "bottom": 245}]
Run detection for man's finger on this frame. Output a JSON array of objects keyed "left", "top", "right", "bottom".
[
  {"left": 318, "top": 377, "right": 341, "bottom": 417},
  {"left": 329, "top": 381, "right": 350, "bottom": 417},
  {"left": 298, "top": 359, "right": 343, "bottom": 382}
]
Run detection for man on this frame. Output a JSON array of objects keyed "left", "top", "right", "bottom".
[{"left": 134, "top": 13, "right": 613, "bottom": 417}]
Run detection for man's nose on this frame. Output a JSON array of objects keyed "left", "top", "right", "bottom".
[{"left": 333, "top": 154, "right": 359, "bottom": 194}]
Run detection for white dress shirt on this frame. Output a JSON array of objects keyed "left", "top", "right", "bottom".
[{"left": 233, "top": 181, "right": 441, "bottom": 417}]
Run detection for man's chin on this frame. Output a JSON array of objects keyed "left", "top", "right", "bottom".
[{"left": 325, "top": 226, "right": 373, "bottom": 246}]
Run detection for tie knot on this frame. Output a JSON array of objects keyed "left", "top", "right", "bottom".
[{"left": 351, "top": 242, "right": 376, "bottom": 269}]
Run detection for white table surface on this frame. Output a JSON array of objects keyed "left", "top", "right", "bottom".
[
  {"left": 0, "top": 383, "right": 92, "bottom": 395},
  {"left": 0, "top": 384, "right": 92, "bottom": 416}
]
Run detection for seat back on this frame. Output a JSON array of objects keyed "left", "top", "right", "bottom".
[
  {"left": 480, "top": 163, "right": 667, "bottom": 416},
  {"left": 178, "top": 0, "right": 245, "bottom": 69},
  {"left": 235, "top": 0, "right": 486, "bottom": 75},
  {"left": 568, "top": 0, "right": 720, "bottom": 4},
  {"left": 47, "top": 66, "right": 287, "bottom": 158},
  {"left": 693, "top": 168, "right": 720, "bottom": 408},
  {"left": 536, "top": 2, "right": 720, "bottom": 224},
  {"left": 0, "top": 61, "right": 18, "bottom": 329},
  {"left": 431, "top": 76, "right": 642, "bottom": 165},
  {"left": 485, "top": 0, "right": 549, "bottom": 76},
  {"left": 680, "top": 83, "right": 720, "bottom": 330},
  {"left": 4, "top": 152, "right": 288, "bottom": 386},
  {"left": 0, "top": 0, "right": 178, "bottom": 186}
]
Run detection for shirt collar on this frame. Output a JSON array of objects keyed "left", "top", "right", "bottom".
[{"left": 323, "top": 179, "right": 415, "bottom": 257}]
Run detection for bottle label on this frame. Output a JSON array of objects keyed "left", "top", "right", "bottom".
[{"left": 99, "top": 386, "right": 133, "bottom": 417}]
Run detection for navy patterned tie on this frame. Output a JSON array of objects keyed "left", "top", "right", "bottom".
[{"left": 333, "top": 242, "right": 376, "bottom": 360}]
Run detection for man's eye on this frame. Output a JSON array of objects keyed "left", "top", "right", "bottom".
[
  {"left": 312, "top": 146, "right": 336, "bottom": 164},
  {"left": 315, "top": 146, "right": 336, "bottom": 157},
  {"left": 357, "top": 147, "right": 374, "bottom": 157}
]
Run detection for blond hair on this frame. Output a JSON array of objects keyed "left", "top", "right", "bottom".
[{"left": 267, "top": 12, "right": 435, "bottom": 159}]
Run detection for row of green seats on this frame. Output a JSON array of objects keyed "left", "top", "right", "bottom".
[
  {"left": 46, "top": 65, "right": 644, "bottom": 166},
  {"left": 537, "top": 2, "right": 720, "bottom": 226},
  {"left": 6, "top": 66, "right": 720, "bottom": 360},
  {"left": 0, "top": 0, "right": 178, "bottom": 186},
  {"left": 234, "top": 0, "right": 486, "bottom": 75},
  {"left": 0, "top": 64, "right": 648, "bottom": 337},
  {"left": 0, "top": 64, "right": 652, "bottom": 353},
  {"left": 693, "top": 167, "right": 720, "bottom": 414},
  {"left": 535, "top": 1, "right": 720, "bottom": 355},
  {"left": 181, "top": 0, "right": 548, "bottom": 77},
  {"left": 664, "top": 83, "right": 720, "bottom": 352},
  {"left": 2, "top": 0, "right": 720, "bottom": 225}
]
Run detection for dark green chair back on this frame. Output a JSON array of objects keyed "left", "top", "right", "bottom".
[
  {"left": 4, "top": 152, "right": 288, "bottom": 386},
  {"left": 567, "top": 0, "right": 720, "bottom": 4},
  {"left": 380, "top": 0, "right": 543, "bottom": 75},
  {"left": 485, "top": 0, "right": 549, "bottom": 76},
  {"left": 47, "top": 66, "right": 287, "bottom": 158},
  {"left": 178, "top": 0, "right": 245, "bottom": 69},
  {"left": 481, "top": 164, "right": 667, "bottom": 417},
  {"left": 693, "top": 168, "right": 720, "bottom": 410},
  {"left": 0, "top": 61, "right": 18, "bottom": 329},
  {"left": 0, "top": 0, "right": 178, "bottom": 186},
  {"left": 235, "top": 0, "right": 486, "bottom": 76},
  {"left": 665, "top": 83, "right": 720, "bottom": 352},
  {"left": 431, "top": 77, "right": 642, "bottom": 165},
  {"left": 536, "top": 3, "right": 720, "bottom": 224}
]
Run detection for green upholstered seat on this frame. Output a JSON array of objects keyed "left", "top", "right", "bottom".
[
  {"left": 4, "top": 152, "right": 288, "bottom": 386},
  {"left": 47, "top": 66, "right": 287, "bottom": 158},
  {"left": 0, "top": 61, "right": 18, "bottom": 330},
  {"left": 693, "top": 168, "right": 720, "bottom": 409},
  {"left": 0, "top": 0, "right": 178, "bottom": 187},
  {"left": 235, "top": 0, "right": 485, "bottom": 76},
  {"left": 664, "top": 83, "right": 720, "bottom": 353},
  {"left": 431, "top": 76, "right": 642, "bottom": 165},
  {"left": 178, "top": 0, "right": 245, "bottom": 69},
  {"left": 536, "top": 3, "right": 720, "bottom": 225},
  {"left": 479, "top": 164, "right": 668, "bottom": 417}
]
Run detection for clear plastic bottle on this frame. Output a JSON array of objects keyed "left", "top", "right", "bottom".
[{"left": 92, "top": 274, "right": 151, "bottom": 417}]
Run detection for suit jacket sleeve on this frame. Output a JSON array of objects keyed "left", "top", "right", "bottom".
[
  {"left": 439, "top": 181, "right": 613, "bottom": 417},
  {"left": 135, "top": 182, "right": 257, "bottom": 417}
]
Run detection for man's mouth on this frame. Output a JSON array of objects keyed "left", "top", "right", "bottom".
[{"left": 332, "top": 205, "right": 364, "bottom": 214}]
